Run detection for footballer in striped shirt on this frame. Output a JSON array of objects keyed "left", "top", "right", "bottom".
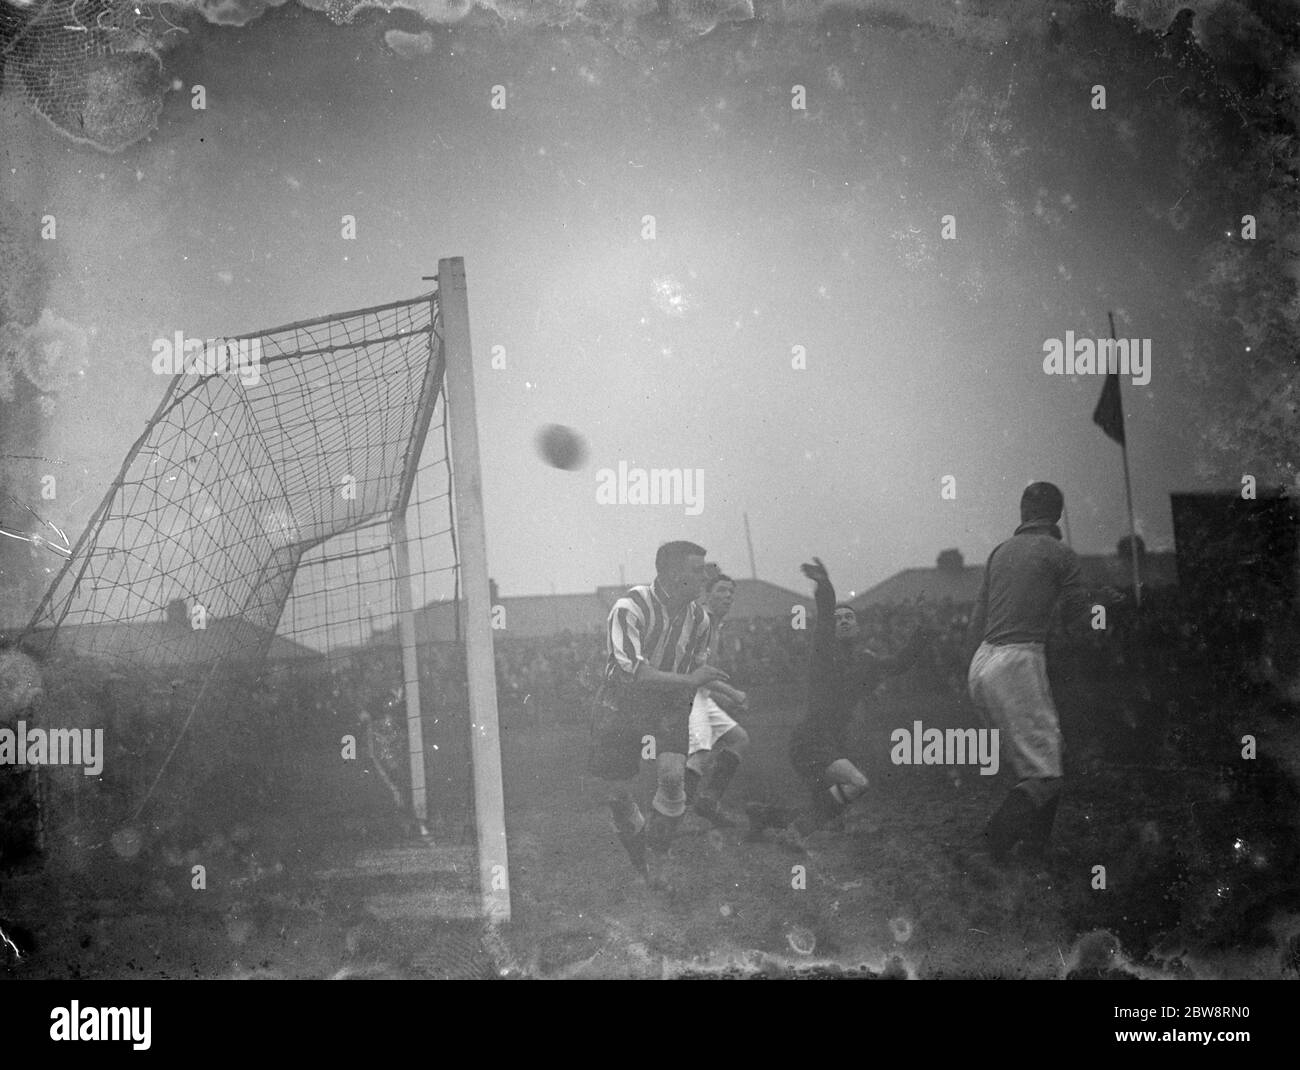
[{"left": 587, "top": 541, "right": 730, "bottom": 878}]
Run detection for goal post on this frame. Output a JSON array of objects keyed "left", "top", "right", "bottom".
[
  {"left": 438, "top": 257, "right": 511, "bottom": 923},
  {"left": 18, "top": 260, "right": 511, "bottom": 922}
]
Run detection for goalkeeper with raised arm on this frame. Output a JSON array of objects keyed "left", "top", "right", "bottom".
[{"left": 749, "top": 558, "right": 934, "bottom": 836}]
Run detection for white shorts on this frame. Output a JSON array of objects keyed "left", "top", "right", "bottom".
[
  {"left": 968, "top": 641, "right": 1062, "bottom": 780},
  {"left": 688, "top": 689, "right": 739, "bottom": 755}
]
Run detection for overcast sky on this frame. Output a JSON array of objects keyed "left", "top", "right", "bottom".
[{"left": 5, "top": 1, "right": 1244, "bottom": 605}]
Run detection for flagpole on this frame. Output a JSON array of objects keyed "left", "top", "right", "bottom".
[
  {"left": 1109, "top": 311, "right": 1142, "bottom": 610},
  {"left": 743, "top": 511, "right": 758, "bottom": 581}
]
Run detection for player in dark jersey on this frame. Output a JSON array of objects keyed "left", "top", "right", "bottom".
[
  {"left": 966, "top": 482, "right": 1092, "bottom": 864},
  {"left": 749, "top": 558, "right": 933, "bottom": 835}
]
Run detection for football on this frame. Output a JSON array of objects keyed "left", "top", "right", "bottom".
[{"left": 535, "top": 424, "right": 588, "bottom": 470}]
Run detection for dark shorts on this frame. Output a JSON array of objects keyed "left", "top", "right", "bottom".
[
  {"left": 586, "top": 684, "right": 692, "bottom": 782},
  {"left": 788, "top": 718, "right": 843, "bottom": 788}
]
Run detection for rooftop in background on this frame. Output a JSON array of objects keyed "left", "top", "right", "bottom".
[
  {"left": 850, "top": 551, "right": 1178, "bottom": 610},
  {"left": 27, "top": 617, "right": 325, "bottom": 669},
  {"left": 380, "top": 578, "right": 818, "bottom": 643},
  {"left": 595, "top": 579, "right": 814, "bottom": 619}
]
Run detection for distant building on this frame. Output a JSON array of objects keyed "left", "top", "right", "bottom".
[
  {"left": 597, "top": 579, "right": 814, "bottom": 622},
  {"left": 395, "top": 578, "right": 817, "bottom": 643},
  {"left": 392, "top": 592, "right": 606, "bottom": 644},
  {"left": 26, "top": 598, "right": 324, "bottom": 671},
  {"left": 850, "top": 546, "right": 1178, "bottom": 611}
]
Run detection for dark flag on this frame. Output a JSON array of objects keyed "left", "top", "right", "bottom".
[{"left": 1093, "top": 372, "right": 1125, "bottom": 446}]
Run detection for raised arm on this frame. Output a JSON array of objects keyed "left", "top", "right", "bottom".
[{"left": 801, "top": 557, "right": 837, "bottom": 672}]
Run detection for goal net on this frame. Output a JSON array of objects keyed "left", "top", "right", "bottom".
[{"left": 19, "top": 267, "right": 506, "bottom": 917}]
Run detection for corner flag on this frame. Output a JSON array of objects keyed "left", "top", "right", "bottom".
[{"left": 1093, "top": 371, "right": 1125, "bottom": 446}]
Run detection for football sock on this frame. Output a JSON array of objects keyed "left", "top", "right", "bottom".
[
  {"left": 986, "top": 786, "right": 1037, "bottom": 862},
  {"left": 645, "top": 810, "right": 680, "bottom": 851},
  {"left": 684, "top": 767, "right": 702, "bottom": 806},
  {"left": 706, "top": 748, "right": 741, "bottom": 801}
]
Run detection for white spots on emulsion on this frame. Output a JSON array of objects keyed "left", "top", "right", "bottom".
[
  {"left": 889, "top": 916, "right": 914, "bottom": 943},
  {"left": 651, "top": 276, "right": 690, "bottom": 317}
]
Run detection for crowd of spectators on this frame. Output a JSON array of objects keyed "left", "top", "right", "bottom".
[
  {"left": 415, "top": 595, "right": 1044, "bottom": 725},
  {"left": 485, "top": 597, "right": 978, "bottom": 725},
  {"left": 325, "top": 584, "right": 1297, "bottom": 730}
]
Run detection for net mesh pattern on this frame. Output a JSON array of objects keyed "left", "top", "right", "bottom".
[
  {"left": 24, "top": 291, "right": 450, "bottom": 673},
  {"left": 0, "top": 0, "right": 188, "bottom": 151}
]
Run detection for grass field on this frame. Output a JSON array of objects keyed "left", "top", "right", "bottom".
[
  {"left": 496, "top": 683, "right": 1300, "bottom": 979},
  {"left": 4, "top": 676, "right": 1300, "bottom": 979}
]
